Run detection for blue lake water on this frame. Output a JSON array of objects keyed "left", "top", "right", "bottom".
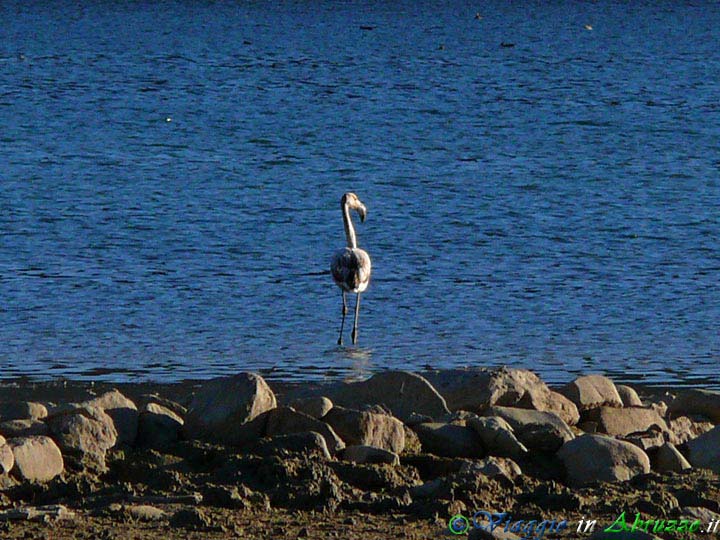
[{"left": 0, "top": 1, "right": 718, "bottom": 385}]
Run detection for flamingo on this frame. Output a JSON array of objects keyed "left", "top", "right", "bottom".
[{"left": 331, "top": 192, "right": 372, "bottom": 345}]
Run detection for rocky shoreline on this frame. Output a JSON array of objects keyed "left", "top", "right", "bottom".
[{"left": 0, "top": 368, "right": 718, "bottom": 539}]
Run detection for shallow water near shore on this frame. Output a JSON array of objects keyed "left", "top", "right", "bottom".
[{"left": 0, "top": 1, "right": 718, "bottom": 386}]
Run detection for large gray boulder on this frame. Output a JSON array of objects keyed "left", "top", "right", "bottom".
[
  {"left": 559, "top": 375, "right": 623, "bottom": 411},
  {"left": 583, "top": 407, "right": 668, "bottom": 437},
  {"left": 323, "top": 406, "right": 404, "bottom": 454},
  {"left": 326, "top": 371, "right": 449, "bottom": 422},
  {"left": 424, "top": 367, "right": 579, "bottom": 425},
  {"left": 557, "top": 434, "right": 650, "bottom": 486},
  {"left": 9, "top": 436, "right": 64, "bottom": 482},
  {"left": 81, "top": 390, "right": 138, "bottom": 446},
  {"left": 412, "top": 423, "right": 483, "bottom": 458},
  {"left": 668, "top": 389, "right": 720, "bottom": 423},
  {"left": 264, "top": 407, "right": 344, "bottom": 454},
  {"left": 686, "top": 425, "right": 720, "bottom": 473},
  {"left": 183, "top": 373, "right": 277, "bottom": 445},
  {"left": 467, "top": 415, "right": 528, "bottom": 459},
  {"left": 485, "top": 406, "right": 574, "bottom": 452},
  {"left": 47, "top": 406, "right": 118, "bottom": 470}
]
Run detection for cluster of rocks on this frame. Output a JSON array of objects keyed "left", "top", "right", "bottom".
[
  {"left": 178, "top": 368, "right": 718, "bottom": 488},
  {"left": 0, "top": 367, "right": 718, "bottom": 530},
  {"left": 0, "top": 390, "right": 183, "bottom": 483}
]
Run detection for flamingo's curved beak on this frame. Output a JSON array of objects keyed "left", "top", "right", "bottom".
[{"left": 358, "top": 204, "right": 367, "bottom": 223}]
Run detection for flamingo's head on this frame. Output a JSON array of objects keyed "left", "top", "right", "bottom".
[{"left": 341, "top": 192, "right": 367, "bottom": 222}]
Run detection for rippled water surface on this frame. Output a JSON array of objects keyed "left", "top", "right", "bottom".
[{"left": 1, "top": 1, "right": 718, "bottom": 385}]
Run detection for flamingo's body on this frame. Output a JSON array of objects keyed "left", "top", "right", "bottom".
[{"left": 331, "top": 192, "right": 371, "bottom": 344}]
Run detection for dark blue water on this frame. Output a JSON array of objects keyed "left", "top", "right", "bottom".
[{"left": 1, "top": 1, "right": 718, "bottom": 385}]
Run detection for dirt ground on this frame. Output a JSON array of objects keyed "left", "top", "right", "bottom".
[{"left": 1, "top": 508, "right": 441, "bottom": 540}]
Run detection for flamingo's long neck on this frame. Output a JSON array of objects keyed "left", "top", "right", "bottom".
[{"left": 342, "top": 203, "right": 357, "bottom": 249}]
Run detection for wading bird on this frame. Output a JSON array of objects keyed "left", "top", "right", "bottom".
[{"left": 331, "top": 192, "right": 372, "bottom": 345}]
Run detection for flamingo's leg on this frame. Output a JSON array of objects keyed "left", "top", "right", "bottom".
[
  {"left": 351, "top": 293, "right": 361, "bottom": 344},
  {"left": 337, "top": 292, "right": 347, "bottom": 345}
]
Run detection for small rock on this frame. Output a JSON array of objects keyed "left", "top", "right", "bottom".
[
  {"left": 169, "top": 507, "right": 211, "bottom": 530},
  {"left": 183, "top": 372, "right": 277, "bottom": 445},
  {"left": 47, "top": 406, "right": 117, "bottom": 470},
  {"left": 655, "top": 442, "right": 691, "bottom": 473},
  {"left": 289, "top": 396, "right": 333, "bottom": 419},
  {"left": 617, "top": 385, "right": 644, "bottom": 407},
  {"left": 559, "top": 375, "right": 623, "bottom": 411},
  {"left": 460, "top": 456, "right": 522, "bottom": 483},
  {"left": 265, "top": 407, "right": 344, "bottom": 454},
  {"left": 137, "top": 394, "right": 187, "bottom": 417},
  {"left": 583, "top": 406, "right": 667, "bottom": 437},
  {"left": 0, "top": 419, "right": 49, "bottom": 438},
  {"left": 127, "top": 505, "right": 166, "bottom": 522},
  {"left": 485, "top": 406, "right": 574, "bottom": 452},
  {"left": 412, "top": 423, "right": 483, "bottom": 458},
  {"left": 467, "top": 415, "right": 528, "bottom": 459},
  {"left": 686, "top": 425, "right": 720, "bottom": 473},
  {"left": 327, "top": 371, "right": 450, "bottom": 422},
  {"left": 342, "top": 445, "right": 399, "bottom": 466},
  {"left": 81, "top": 390, "right": 138, "bottom": 447},
  {"left": 668, "top": 389, "right": 720, "bottom": 423},
  {"left": 323, "top": 406, "right": 404, "bottom": 454},
  {"left": 9, "top": 436, "right": 64, "bottom": 482},
  {"left": 557, "top": 433, "right": 650, "bottom": 486},
  {"left": 0, "top": 402, "right": 48, "bottom": 422},
  {"left": 0, "top": 443, "right": 14, "bottom": 474},
  {"left": 253, "top": 431, "right": 332, "bottom": 459},
  {"left": 137, "top": 403, "right": 183, "bottom": 449}
]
